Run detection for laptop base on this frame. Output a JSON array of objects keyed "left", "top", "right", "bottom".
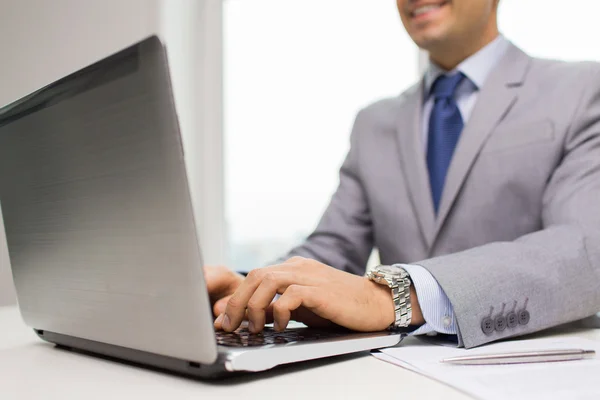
[
  {"left": 34, "top": 329, "right": 232, "bottom": 379},
  {"left": 34, "top": 327, "right": 403, "bottom": 379}
]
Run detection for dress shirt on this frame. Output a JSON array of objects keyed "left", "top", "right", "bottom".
[{"left": 401, "top": 35, "right": 510, "bottom": 336}]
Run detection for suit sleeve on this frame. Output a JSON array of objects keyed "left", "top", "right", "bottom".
[
  {"left": 276, "top": 110, "right": 374, "bottom": 276},
  {"left": 418, "top": 66, "right": 600, "bottom": 348}
]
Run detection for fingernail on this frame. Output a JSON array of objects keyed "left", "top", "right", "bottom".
[
  {"left": 249, "top": 321, "right": 255, "bottom": 332},
  {"left": 274, "top": 321, "right": 280, "bottom": 331},
  {"left": 214, "top": 314, "right": 224, "bottom": 326},
  {"left": 223, "top": 314, "right": 231, "bottom": 330}
]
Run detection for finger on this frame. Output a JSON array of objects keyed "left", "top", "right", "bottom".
[
  {"left": 221, "top": 268, "right": 276, "bottom": 332},
  {"left": 213, "top": 309, "right": 249, "bottom": 331},
  {"left": 246, "top": 272, "right": 297, "bottom": 333},
  {"left": 223, "top": 267, "right": 314, "bottom": 332},
  {"left": 272, "top": 285, "right": 321, "bottom": 332},
  {"left": 263, "top": 303, "right": 335, "bottom": 328},
  {"left": 213, "top": 295, "right": 232, "bottom": 316},
  {"left": 291, "top": 307, "right": 337, "bottom": 329},
  {"left": 214, "top": 313, "right": 225, "bottom": 330}
]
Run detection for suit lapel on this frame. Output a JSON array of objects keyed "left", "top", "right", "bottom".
[
  {"left": 432, "top": 44, "right": 533, "bottom": 242},
  {"left": 395, "top": 82, "right": 437, "bottom": 248}
]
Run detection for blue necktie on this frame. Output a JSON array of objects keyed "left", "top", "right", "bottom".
[{"left": 427, "top": 73, "right": 466, "bottom": 214}]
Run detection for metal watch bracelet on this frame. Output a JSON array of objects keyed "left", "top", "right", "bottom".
[{"left": 367, "top": 265, "right": 412, "bottom": 329}]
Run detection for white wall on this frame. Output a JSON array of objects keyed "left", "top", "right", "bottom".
[
  {"left": 0, "top": 0, "right": 164, "bottom": 108},
  {"left": 0, "top": 0, "right": 225, "bottom": 305},
  {"left": 161, "top": 0, "right": 226, "bottom": 267}
]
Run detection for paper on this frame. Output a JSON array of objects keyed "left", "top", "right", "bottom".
[{"left": 374, "top": 336, "right": 600, "bottom": 400}]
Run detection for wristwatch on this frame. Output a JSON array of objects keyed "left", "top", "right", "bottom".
[{"left": 366, "top": 265, "right": 412, "bottom": 329}]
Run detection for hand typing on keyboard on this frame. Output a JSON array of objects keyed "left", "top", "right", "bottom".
[
  {"left": 204, "top": 257, "right": 424, "bottom": 335},
  {"left": 215, "top": 326, "right": 348, "bottom": 347}
]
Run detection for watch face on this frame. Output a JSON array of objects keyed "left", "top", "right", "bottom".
[{"left": 377, "top": 265, "right": 404, "bottom": 275}]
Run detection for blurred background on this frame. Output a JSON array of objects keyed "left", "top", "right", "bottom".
[
  {"left": 1, "top": 0, "right": 600, "bottom": 305},
  {"left": 224, "top": 0, "right": 600, "bottom": 270}
]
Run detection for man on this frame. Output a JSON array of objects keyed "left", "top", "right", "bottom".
[{"left": 209, "top": 0, "right": 600, "bottom": 348}]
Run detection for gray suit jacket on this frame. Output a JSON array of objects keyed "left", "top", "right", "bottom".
[{"left": 283, "top": 42, "right": 600, "bottom": 348}]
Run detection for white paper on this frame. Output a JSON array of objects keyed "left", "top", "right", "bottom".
[{"left": 375, "top": 337, "right": 600, "bottom": 400}]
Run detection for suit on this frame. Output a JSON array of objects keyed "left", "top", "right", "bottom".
[{"left": 282, "top": 40, "right": 600, "bottom": 348}]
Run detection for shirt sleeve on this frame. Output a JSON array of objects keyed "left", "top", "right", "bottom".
[{"left": 399, "top": 264, "right": 458, "bottom": 336}]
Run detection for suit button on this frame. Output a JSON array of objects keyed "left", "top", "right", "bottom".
[
  {"left": 518, "top": 310, "right": 530, "bottom": 325},
  {"left": 506, "top": 312, "right": 518, "bottom": 328},
  {"left": 495, "top": 315, "right": 507, "bottom": 332},
  {"left": 481, "top": 317, "right": 494, "bottom": 335}
]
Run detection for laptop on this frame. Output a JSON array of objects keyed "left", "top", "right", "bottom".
[{"left": 0, "top": 36, "right": 403, "bottom": 378}]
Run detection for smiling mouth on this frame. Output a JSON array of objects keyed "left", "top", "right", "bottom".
[{"left": 410, "top": 1, "right": 450, "bottom": 18}]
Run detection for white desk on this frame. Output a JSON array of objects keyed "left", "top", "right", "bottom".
[
  {"left": 0, "top": 306, "right": 468, "bottom": 400},
  {"left": 2, "top": 306, "right": 599, "bottom": 400}
]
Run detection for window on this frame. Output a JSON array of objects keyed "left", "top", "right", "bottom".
[
  {"left": 224, "top": 0, "right": 418, "bottom": 270},
  {"left": 224, "top": 0, "right": 600, "bottom": 271},
  {"left": 499, "top": 0, "right": 600, "bottom": 62}
]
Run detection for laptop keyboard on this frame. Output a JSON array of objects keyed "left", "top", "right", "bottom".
[{"left": 215, "top": 327, "right": 348, "bottom": 348}]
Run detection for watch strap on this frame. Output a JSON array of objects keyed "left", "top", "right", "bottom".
[
  {"left": 368, "top": 265, "right": 412, "bottom": 329},
  {"left": 391, "top": 271, "right": 412, "bottom": 329}
]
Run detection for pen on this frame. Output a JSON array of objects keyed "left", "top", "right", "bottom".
[{"left": 441, "top": 348, "right": 596, "bottom": 365}]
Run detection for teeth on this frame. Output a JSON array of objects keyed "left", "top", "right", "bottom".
[{"left": 414, "top": 4, "right": 441, "bottom": 16}]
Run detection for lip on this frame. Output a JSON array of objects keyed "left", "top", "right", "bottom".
[{"left": 408, "top": 0, "right": 450, "bottom": 22}]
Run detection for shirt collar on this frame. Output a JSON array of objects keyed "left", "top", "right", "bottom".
[{"left": 424, "top": 34, "right": 511, "bottom": 97}]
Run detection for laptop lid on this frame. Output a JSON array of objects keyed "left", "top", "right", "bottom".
[{"left": 0, "top": 36, "right": 217, "bottom": 364}]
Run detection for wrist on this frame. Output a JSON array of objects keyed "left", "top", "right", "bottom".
[
  {"left": 367, "top": 279, "right": 396, "bottom": 329},
  {"left": 409, "top": 285, "right": 425, "bottom": 326},
  {"left": 367, "top": 277, "right": 425, "bottom": 329}
]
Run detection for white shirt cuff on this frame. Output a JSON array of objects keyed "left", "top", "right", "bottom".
[{"left": 398, "top": 264, "right": 457, "bottom": 336}]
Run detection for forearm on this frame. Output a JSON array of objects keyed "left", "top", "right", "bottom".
[{"left": 420, "top": 224, "right": 600, "bottom": 348}]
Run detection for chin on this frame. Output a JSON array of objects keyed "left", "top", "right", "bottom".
[{"left": 410, "top": 29, "right": 449, "bottom": 51}]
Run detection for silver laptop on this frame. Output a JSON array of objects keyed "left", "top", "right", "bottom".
[{"left": 0, "top": 36, "right": 403, "bottom": 378}]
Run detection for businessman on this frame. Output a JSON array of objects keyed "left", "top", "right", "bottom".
[{"left": 209, "top": 0, "right": 600, "bottom": 348}]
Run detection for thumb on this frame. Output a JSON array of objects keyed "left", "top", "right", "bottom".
[{"left": 213, "top": 295, "right": 232, "bottom": 316}]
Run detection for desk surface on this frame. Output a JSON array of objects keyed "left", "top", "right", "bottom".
[
  {"left": 0, "top": 306, "right": 469, "bottom": 400},
  {"left": 3, "top": 307, "right": 599, "bottom": 400}
]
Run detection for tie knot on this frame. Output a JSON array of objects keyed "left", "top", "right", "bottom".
[{"left": 431, "top": 72, "right": 466, "bottom": 100}]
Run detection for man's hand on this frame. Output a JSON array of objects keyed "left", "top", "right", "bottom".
[
  {"left": 213, "top": 257, "right": 424, "bottom": 334},
  {"left": 203, "top": 265, "right": 245, "bottom": 317}
]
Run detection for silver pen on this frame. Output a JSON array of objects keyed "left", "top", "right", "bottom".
[{"left": 441, "top": 348, "right": 596, "bottom": 365}]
